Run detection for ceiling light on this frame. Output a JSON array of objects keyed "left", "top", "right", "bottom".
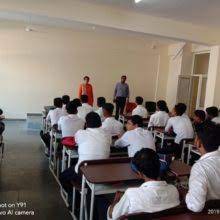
[{"left": 135, "top": 0, "right": 143, "bottom": 3}]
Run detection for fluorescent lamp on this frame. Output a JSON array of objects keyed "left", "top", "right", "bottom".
[{"left": 135, "top": 0, "right": 143, "bottom": 3}]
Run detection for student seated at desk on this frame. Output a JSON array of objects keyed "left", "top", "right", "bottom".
[
  {"left": 72, "top": 98, "right": 82, "bottom": 108},
  {"left": 148, "top": 100, "right": 169, "bottom": 128},
  {"left": 95, "top": 97, "right": 106, "bottom": 122},
  {"left": 132, "top": 96, "right": 148, "bottom": 118},
  {"left": 159, "top": 103, "right": 194, "bottom": 158},
  {"left": 77, "top": 95, "right": 93, "bottom": 120},
  {"left": 108, "top": 148, "right": 180, "bottom": 220},
  {"left": 206, "top": 106, "right": 220, "bottom": 124},
  {"left": 59, "top": 112, "right": 111, "bottom": 197},
  {"left": 193, "top": 110, "right": 206, "bottom": 132},
  {"left": 114, "top": 115, "right": 155, "bottom": 157},
  {"left": 185, "top": 122, "right": 220, "bottom": 212},
  {"left": 58, "top": 101, "right": 84, "bottom": 138},
  {"left": 102, "top": 103, "right": 124, "bottom": 137},
  {"left": 46, "top": 97, "right": 64, "bottom": 126},
  {"left": 61, "top": 95, "right": 70, "bottom": 115}
]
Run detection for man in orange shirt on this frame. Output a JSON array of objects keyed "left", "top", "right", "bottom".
[{"left": 78, "top": 76, "right": 94, "bottom": 106}]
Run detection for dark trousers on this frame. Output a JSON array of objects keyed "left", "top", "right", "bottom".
[
  {"left": 40, "top": 130, "right": 50, "bottom": 148},
  {"left": 115, "top": 97, "right": 126, "bottom": 119}
]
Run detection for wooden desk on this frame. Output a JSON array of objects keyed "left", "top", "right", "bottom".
[
  {"left": 158, "top": 213, "right": 219, "bottom": 220},
  {"left": 169, "top": 160, "right": 191, "bottom": 178},
  {"left": 79, "top": 158, "right": 140, "bottom": 220}
]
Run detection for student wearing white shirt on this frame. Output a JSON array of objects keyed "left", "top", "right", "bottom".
[
  {"left": 102, "top": 103, "right": 124, "bottom": 137},
  {"left": 61, "top": 95, "right": 70, "bottom": 115},
  {"left": 206, "top": 106, "right": 220, "bottom": 124},
  {"left": 46, "top": 97, "right": 64, "bottom": 126},
  {"left": 185, "top": 122, "right": 220, "bottom": 212},
  {"left": 41, "top": 97, "right": 64, "bottom": 154},
  {"left": 77, "top": 95, "right": 93, "bottom": 120},
  {"left": 58, "top": 101, "right": 85, "bottom": 138},
  {"left": 132, "top": 96, "right": 148, "bottom": 118},
  {"left": 148, "top": 100, "right": 169, "bottom": 128},
  {"left": 95, "top": 97, "right": 106, "bottom": 122},
  {"left": 107, "top": 148, "right": 180, "bottom": 220},
  {"left": 59, "top": 112, "right": 111, "bottom": 204},
  {"left": 159, "top": 103, "right": 194, "bottom": 158},
  {"left": 114, "top": 115, "right": 155, "bottom": 157}
]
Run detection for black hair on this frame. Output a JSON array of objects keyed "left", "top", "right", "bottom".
[
  {"left": 81, "top": 95, "right": 88, "bottom": 103},
  {"left": 197, "top": 122, "right": 220, "bottom": 152},
  {"left": 135, "top": 96, "right": 144, "bottom": 105},
  {"left": 97, "top": 97, "right": 106, "bottom": 108},
  {"left": 66, "top": 101, "right": 78, "bottom": 114},
  {"left": 157, "top": 100, "right": 169, "bottom": 113},
  {"left": 83, "top": 76, "right": 90, "bottom": 81},
  {"left": 72, "top": 98, "right": 82, "bottom": 107},
  {"left": 206, "top": 106, "right": 219, "bottom": 118},
  {"left": 132, "top": 148, "right": 160, "bottom": 180},
  {"left": 174, "top": 103, "right": 187, "bottom": 116},
  {"left": 0, "top": 109, "right": 3, "bottom": 115},
  {"left": 85, "top": 112, "right": 102, "bottom": 128},
  {"left": 62, "top": 95, "right": 70, "bottom": 105},
  {"left": 121, "top": 75, "right": 127, "bottom": 79},
  {"left": 54, "top": 97, "right": 63, "bottom": 108},
  {"left": 130, "top": 115, "right": 143, "bottom": 127},
  {"left": 103, "top": 103, "right": 114, "bottom": 115},
  {"left": 194, "top": 110, "right": 206, "bottom": 121}
]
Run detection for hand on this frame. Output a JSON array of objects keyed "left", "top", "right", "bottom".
[{"left": 113, "top": 191, "right": 123, "bottom": 203}]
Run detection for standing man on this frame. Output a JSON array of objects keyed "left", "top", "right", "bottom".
[
  {"left": 114, "top": 75, "right": 130, "bottom": 119},
  {"left": 78, "top": 76, "right": 94, "bottom": 106}
]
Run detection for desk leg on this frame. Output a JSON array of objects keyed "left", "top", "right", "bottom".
[
  {"left": 89, "top": 184, "right": 95, "bottom": 220},
  {"left": 72, "top": 187, "right": 76, "bottom": 216},
  {"left": 80, "top": 175, "right": 86, "bottom": 220},
  {"left": 187, "top": 145, "right": 192, "bottom": 165},
  {"left": 61, "top": 147, "right": 66, "bottom": 172},
  {"left": 161, "top": 135, "right": 164, "bottom": 148},
  {"left": 68, "top": 153, "right": 71, "bottom": 168},
  {"left": 49, "top": 133, "right": 53, "bottom": 165}
]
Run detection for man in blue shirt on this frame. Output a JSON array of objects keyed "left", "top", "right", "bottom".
[{"left": 113, "top": 75, "right": 130, "bottom": 119}]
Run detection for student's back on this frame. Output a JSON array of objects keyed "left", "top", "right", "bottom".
[
  {"left": 148, "top": 111, "right": 169, "bottom": 128},
  {"left": 132, "top": 96, "right": 148, "bottom": 118}
]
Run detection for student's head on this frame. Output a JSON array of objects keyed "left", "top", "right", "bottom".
[
  {"left": 132, "top": 148, "right": 160, "bottom": 180},
  {"left": 121, "top": 75, "right": 127, "bottom": 83},
  {"left": 173, "top": 103, "right": 186, "bottom": 116},
  {"left": 0, "top": 109, "right": 3, "bottom": 115},
  {"left": 126, "top": 115, "right": 143, "bottom": 131},
  {"left": 85, "top": 112, "right": 102, "bottom": 128},
  {"left": 206, "top": 106, "right": 219, "bottom": 120},
  {"left": 157, "top": 100, "right": 169, "bottom": 113},
  {"left": 135, "top": 96, "right": 143, "bottom": 105},
  {"left": 97, "top": 97, "right": 106, "bottom": 108},
  {"left": 53, "top": 97, "right": 62, "bottom": 108},
  {"left": 103, "top": 103, "right": 114, "bottom": 117},
  {"left": 83, "top": 76, "right": 90, "bottom": 84},
  {"left": 62, "top": 95, "right": 70, "bottom": 105},
  {"left": 81, "top": 95, "right": 88, "bottom": 104},
  {"left": 72, "top": 98, "right": 82, "bottom": 107},
  {"left": 195, "top": 122, "right": 220, "bottom": 155},
  {"left": 66, "top": 101, "right": 78, "bottom": 115},
  {"left": 194, "top": 110, "right": 206, "bottom": 124}
]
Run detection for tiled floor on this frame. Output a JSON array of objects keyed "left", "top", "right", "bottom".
[{"left": 0, "top": 120, "right": 72, "bottom": 220}]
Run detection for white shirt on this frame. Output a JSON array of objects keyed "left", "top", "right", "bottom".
[
  {"left": 186, "top": 148, "right": 220, "bottom": 212},
  {"left": 108, "top": 181, "right": 180, "bottom": 220},
  {"left": 212, "top": 117, "right": 220, "bottom": 124},
  {"left": 75, "top": 127, "right": 111, "bottom": 172},
  {"left": 148, "top": 111, "right": 169, "bottom": 128},
  {"left": 96, "top": 107, "right": 105, "bottom": 122},
  {"left": 77, "top": 103, "right": 93, "bottom": 120},
  {"left": 132, "top": 105, "right": 148, "bottom": 118},
  {"left": 62, "top": 104, "right": 68, "bottom": 115},
  {"left": 102, "top": 117, "right": 124, "bottom": 137},
  {"left": 46, "top": 108, "right": 64, "bottom": 126},
  {"left": 115, "top": 127, "right": 155, "bottom": 157},
  {"left": 58, "top": 114, "right": 85, "bottom": 138},
  {"left": 165, "top": 116, "right": 194, "bottom": 144}
]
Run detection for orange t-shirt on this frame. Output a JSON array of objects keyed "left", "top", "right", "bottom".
[{"left": 78, "top": 83, "right": 94, "bottom": 106}]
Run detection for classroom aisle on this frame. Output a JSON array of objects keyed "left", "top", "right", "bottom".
[{"left": 0, "top": 120, "right": 72, "bottom": 220}]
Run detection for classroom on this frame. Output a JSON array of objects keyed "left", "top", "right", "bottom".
[{"left": 0, "top": 0, "right": 220, "bottom": 220}]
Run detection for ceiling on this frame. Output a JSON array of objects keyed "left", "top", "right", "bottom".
[{"left": 85, "top": 0, "right": 220, "bottom": 28}]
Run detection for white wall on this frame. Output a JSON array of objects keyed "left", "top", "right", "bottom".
[{"left": 0, "top": 25, "right": 169, "bottom": 119}]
